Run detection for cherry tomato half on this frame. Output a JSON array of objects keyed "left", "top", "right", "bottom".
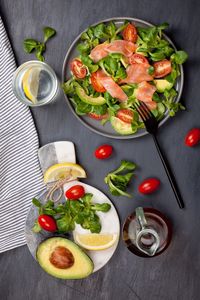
[
  {"left": 138, "top": 178, "right": 160, "bottom": 194},
  {"left": 95, "top": 144, "right": 113, "bottom": 160},
  {"left": 116, "top": 109, "right": 134, "bottom": 124},
  {"left": 88, "top": 112, "right": 108, "bottom": 120},
  {"left": 70, "top": 59, "right": 87, "bottom": 79},
  {"left": 38, "top": 215, "right": 57, "bottom": 232},
  {"left": 65, "top": 185, "right": 85, "bottom": 200},
  {"left": 129, "top": 53, "right": 149, "bottom": 65},
  {"left": 153, "top": 59, "right": 172, "bottom": 78},
  {"left": 90, "top": 72, "right": 106, "bottom": 93},
  {"left": 185, "top": 128, "right": 200, "bottom": 147},
  {"left": 122, "top": 23, "right": 138, "bottom": 43}
]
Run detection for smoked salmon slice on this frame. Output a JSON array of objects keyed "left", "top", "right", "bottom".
[
  {"left": 106, "top": 40, "right": 136, "bottom": 57},
  {"left": 120, "top": 64, "right": 153, "bottom": 84},
  {"left": 97, "top": 70, "right": 128, "bottom": 101},
  {"left": 90, "top": 40, "right": 136, "bottom": 62},
  {"left": 135, "top": 81, "right": 157, "bottom": 110},
  {"left": 89, "top": 42, "right": 109, "bottom": 63}
]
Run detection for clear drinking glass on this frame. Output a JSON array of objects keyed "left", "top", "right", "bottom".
[{"left": 12, "top": 60, "right": 59, "bottom": 107}]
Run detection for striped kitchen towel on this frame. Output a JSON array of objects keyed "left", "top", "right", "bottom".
[{"left": 0, "top": 16, "right": 44, "bottom": 253}]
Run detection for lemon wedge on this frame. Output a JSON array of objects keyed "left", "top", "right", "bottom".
[
  {"left": 43, "top": 163, "right": 86, "bottom": 183},
  {"left": 74, "top": 233, "right": 118, "bottom": 251},
  {"left": 22, "top": 67, "right": 41, "bottom": 104}
]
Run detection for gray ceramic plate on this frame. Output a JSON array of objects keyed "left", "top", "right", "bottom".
[{"left": 62, "top": 17, "right": 184, "bottom": 139}]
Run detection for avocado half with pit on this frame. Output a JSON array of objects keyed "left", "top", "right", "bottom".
[
  {"left": 36, "top": 237, "right": 94, "bottom": 279},
  {"left": 75, "top": 85, "right": 106, "bottom": 105},
  {"left": 110, "top": 116, "right": 135, "bottom": 135}
]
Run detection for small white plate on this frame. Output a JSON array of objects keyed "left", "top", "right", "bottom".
[
  {"left": 25, "top": 182, "right": 120, "bottom": 274},
  {"left": 63, "top": 181, "right": 120, "bottom": 272}
]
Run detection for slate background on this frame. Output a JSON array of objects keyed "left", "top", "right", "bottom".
[{"left": 0, "top": 0, "right": 200, "bottom": 299}]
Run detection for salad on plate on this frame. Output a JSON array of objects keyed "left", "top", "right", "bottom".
[{"left": 63, "top": 20, "right": 188, "bottom": 135}]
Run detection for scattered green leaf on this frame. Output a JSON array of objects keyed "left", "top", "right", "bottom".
[
  {"left": 105, "top": 160, "right": 136, "bottom": 197},
  {"left": 23, "top": 26, "right": 56, "bottom": 61}
]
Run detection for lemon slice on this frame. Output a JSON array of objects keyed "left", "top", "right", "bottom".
[
  {"left": 74, "top": 233, "right": 118, "bottom": 251},
  {"left": 43, "top": 163, "right": 86, "bottom": 183},
  {"left": 22, "top": 67, "right": 41, "bottom": 104}
]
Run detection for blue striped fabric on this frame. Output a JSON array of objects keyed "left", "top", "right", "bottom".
[{"left": 0, "top": 17, "right": 44, "bottom": 253}]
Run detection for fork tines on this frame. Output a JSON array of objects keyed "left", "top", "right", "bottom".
[{"left": 133, "top": 101, "right": 153, "bottom": 122}]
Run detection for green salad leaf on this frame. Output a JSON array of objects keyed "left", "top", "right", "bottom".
[
  {"left": 70, "top": 95, "right": 92, "bottom": 115},
  {"left": 171, "top": 50, "right": 188, "bottom": 64},
  {"left": 105, "top": 160, "right": 136, "bottom": 197},
  {"left": 23, "top": 26, "right": 56, "bottom": 61},
  {"left": 99, "top": 54, "right": 127, "bottom": 80},
  {"left": 80, "top": 55, "right": 99, "bottom": 73},
  {"left": 43, "top": 27, "right": 56, "bottom": 43},
  {"left": 23, "top": 39, "right": 39, "bottom": 53},
  {"left": 32, "top": 193, "right": 111, "bottom": 234},
  {"left": 137, "top": 23, "right": 174, "bottom": 61},
  {"left": 163, "top": 88, "right": 185, "bottom": 116}
]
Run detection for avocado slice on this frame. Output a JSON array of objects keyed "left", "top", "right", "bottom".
[
  {"left": 36, "top": 237, "right": 94, "bottom": 279},
  {"left": 120, "top": 56, "right": 129, "bottom": 68},
  {"left": 111, "top": 116, "right": 135, "bottom": 135},
  {"left": 153, "top": 79, "right": 173, "bottom": 93},
  {"left": 75, "top": 85, "right": 106, "bottom": 106}
]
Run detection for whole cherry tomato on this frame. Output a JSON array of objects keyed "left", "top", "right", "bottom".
[
  {"left": 65, "top": 185, "right": 85, "bottom": 200},
  {"left": 185, "top": 128, "right": 200, "bottom": 147},
  {"left": 38, "top": 215, "right": 57, "bottom": 232},
  {"left": 138, "top": 178, "right": 160, "bottom": 194},
  {"left": 153, "top": 59, "right": 172, "bottom": 78},
  {"left": 70, "top": 59, "right": 87, "bottom": 79},
  {"left": 94, "top": 144, "right": 113, "bottom": 159},
  {"left": 122, "top": 23, "right": 138, "bottom": 43}
]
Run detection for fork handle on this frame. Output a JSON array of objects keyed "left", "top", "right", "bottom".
[{"left": 152, "top": 135, "right": 184, "bottom": 209}]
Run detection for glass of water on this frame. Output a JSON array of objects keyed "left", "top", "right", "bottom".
[{"left": 12, "top": 60, "right": 59, "bottom": 107}]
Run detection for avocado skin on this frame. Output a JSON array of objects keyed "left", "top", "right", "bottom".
[
  {"left": 75, "top": 85, "right": 106, "bottom": 105},
  {"left": 153, "top": 79, "right": 173, "bottom": 93},
  {"left": 36, "top": 237, "right": 94, "bottom": 279}
]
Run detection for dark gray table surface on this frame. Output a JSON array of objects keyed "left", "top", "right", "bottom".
[{"left": 0, "top": 0, "right": 200, "bottom": 299}]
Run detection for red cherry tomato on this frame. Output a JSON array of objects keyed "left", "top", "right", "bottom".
[
  {"left": 95, "top": 144, "right": 113, "bottom": 159},
  {"left": 185, "top": 128, "right": 200, "bottom": 147},
  {"left": 116, "top": 109, "right": 134, "bottom": 124},
  {"left": 70, "top": 59, "right": 87, "bottom": 79},
  {"left": 122, "top": 23, "right": 138, "bottom": 43},
  {"left": 88, "top": 112, "right": 108, "bottom": 120},
  {"left": 38, "top": 215, "right": 57, "bottom": 232},
  {"left": 138, "top": 178, "right": 160, "bottom": 194},
  {"left": 129, "top": 53, "right": 149, "bottom": 65},
  {"left": 153, "top": 59, "right": 172, "bottom": 78},
  {"left": 91, "top": 72, "right": 106, "bottom": 93},
  {"left": 65, "top": 185, "right": 85, "bottom": 200}
]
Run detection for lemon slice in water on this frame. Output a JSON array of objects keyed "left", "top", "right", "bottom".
[{"left": 22, "top": 67, "right": 41, "bottom": 104}]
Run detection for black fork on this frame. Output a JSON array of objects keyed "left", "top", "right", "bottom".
[{"left": 133, "top": 101, "right": 184, "bottom": 209}]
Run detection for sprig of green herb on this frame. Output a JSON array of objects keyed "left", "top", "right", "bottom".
[
  {"left": 163, "top": 88, "right": 185, "bottom": 116},
  {"left": 104, "top": 160, "right": 136, "bottom": 197},
  {"left": 23, "top": 26, "right": 56, "bottom": 61},
  {"left": 32, "top": 193, "right": 111, "bottom": 234}
]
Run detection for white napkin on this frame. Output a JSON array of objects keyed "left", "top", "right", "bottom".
[{"left": 0, "top": 16, "right": 44, "bottom": 253}]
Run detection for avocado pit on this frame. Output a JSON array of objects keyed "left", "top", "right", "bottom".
[{"left": 49, "top": 246, "right": 74, "bottom": 269}]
